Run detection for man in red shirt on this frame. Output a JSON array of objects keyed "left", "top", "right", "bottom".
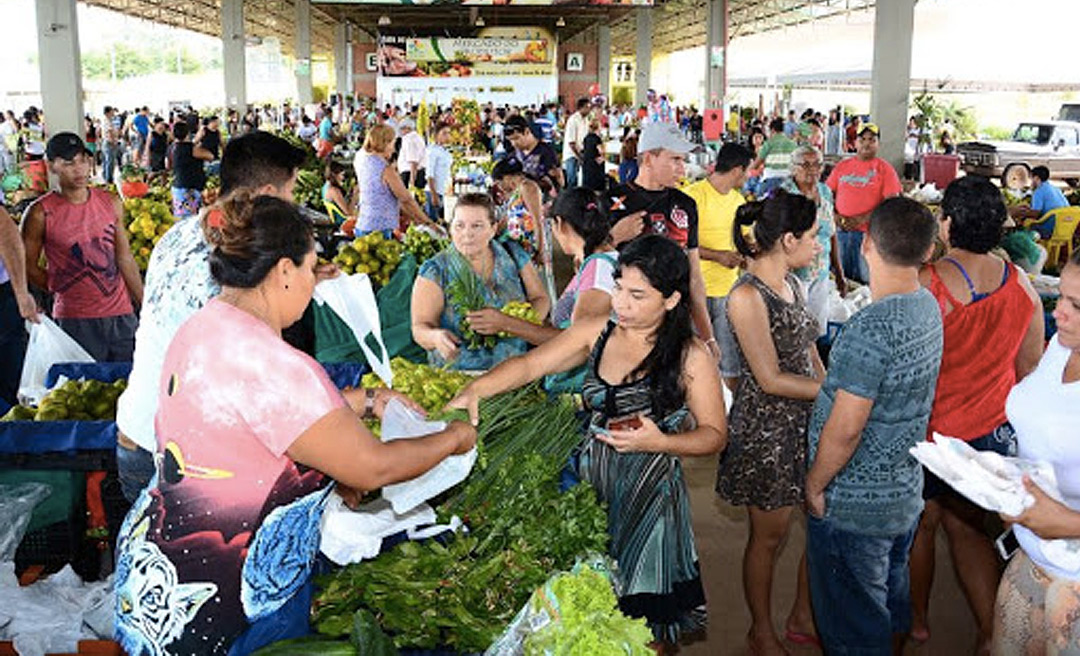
[
  {"left": 826, "top": 123, "right": 902, "bottom": 284},
  {"left": 22, "top": 133, "right": 143, "bottom": 360}
]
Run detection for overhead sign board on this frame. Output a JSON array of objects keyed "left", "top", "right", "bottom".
[{"left": 378, "top": 33, "right": 554, "bottom": 77}]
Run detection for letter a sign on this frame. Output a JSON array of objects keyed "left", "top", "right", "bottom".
[{"left": 566, "top": 53, "right": 584, "bottom": 72}]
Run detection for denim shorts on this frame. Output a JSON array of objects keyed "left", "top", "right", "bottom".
[
  {"left": 807, "top": 516, "right": 918, "bottom": 656},
  {"left": 923, "top": 422, "right": 1016, "bottom": 500},
  {"left": 707, "top": 296, "right": 742, "bottom": 379}
]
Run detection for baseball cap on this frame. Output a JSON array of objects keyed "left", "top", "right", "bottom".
[
  {"left": 399, "top": 118, "right": 416, "bottom": 130},
  {"left": 859, "top": 123, "right": 880, "bottom": 137},
  {"left": 46, "top": 132, "right": 91, "bottom": 161},
  {"left": 638, "top": 122, "right": 700, "bottom": 155}
]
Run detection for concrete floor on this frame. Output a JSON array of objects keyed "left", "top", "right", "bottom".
[{"left": 679, "top": 453, "right": 980, "bottom": 655}]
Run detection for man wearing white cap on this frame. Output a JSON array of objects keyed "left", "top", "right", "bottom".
[
  {"left": 608, "top": 122, "right": 719, "bottom": 358},
  {"left": 397, "top": 118, "right": 427, "bottom": 191}
]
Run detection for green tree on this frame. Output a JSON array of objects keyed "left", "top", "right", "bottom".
[
  {"left": 911, "top": 89, "right": 977, "bottom": 149},
  {"left": 81, "top": 42, "right": 218, "bottom": 80}
]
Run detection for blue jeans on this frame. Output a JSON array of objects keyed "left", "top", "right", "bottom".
[
  {"left": 838, "top": 230, "right": 870, "bottom": 284},
  {"left": 116, "top": 442, "right": 156, "bottom": 503},
  {"left": 102, "top": 144, "right": 122, "bottom": 184},
  {"left": 563, "top": 156, "right": 580, "bottom": 188},
  {"left": 425, "top": 193, "right": 444, "bottom": 223},
  {"left": 807, "top": 516, "right": 918, "bottom": 655},
  {"left": 227, "top": 570, "right": 317, "bottom": 655},
  {"left": 0, "top": 282, "right": 27, "bottom": 406}
]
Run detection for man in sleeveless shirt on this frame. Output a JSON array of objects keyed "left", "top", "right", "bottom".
[{"left": 21, "top": 132, "right": 143, "bottom": 361}]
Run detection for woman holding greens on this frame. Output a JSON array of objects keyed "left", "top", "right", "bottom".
[
  {"left": 410, "top": 192, "right": 550, "bottom": 371},
  {"left": 449, "top": 235, "right": 727, "bottom": 649}
]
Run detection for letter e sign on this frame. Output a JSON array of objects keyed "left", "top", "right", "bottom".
[{"left": 566, "top": 53, "right": 584, "bottom": 72}]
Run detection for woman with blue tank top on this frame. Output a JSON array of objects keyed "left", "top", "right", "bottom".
[{"left": 352, "top": 124, "right": 433, "bottom": 237}]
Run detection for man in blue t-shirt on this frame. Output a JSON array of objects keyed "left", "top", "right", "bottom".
[
  {"left": 132, "top": 107, "right": 151, "bottom": 166},
  {"left": 805, "top": 196, "right": 944, "bottom": 655},
  {"left": 1012, "top": 165, "right": 1070, "bottom": 238}
]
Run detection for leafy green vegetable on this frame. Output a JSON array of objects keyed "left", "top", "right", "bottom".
[
  {"left": 312, "top": 456, "right": 608, "bottom": 652},
  {"left": 351, "top": 609, "right": 399, "bottom": 656},
  {"left": 523, "top": 567, "right": 653, "bottom": 656}
]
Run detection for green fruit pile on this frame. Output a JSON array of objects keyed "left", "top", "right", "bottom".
[
  {"left": 294, "top": 169, "right": 324, "bottom": 210},
  {"left": 360, "top": 358, "right": 472, "bottom": 414},
  {"left": 332, "top": 232, "right": 404, "bottom": 286},
  {"left": 498, "top": 300, "right": 541, "bottom": 337},
  {"left": 1, "top": 378, "right": 128, "bottom": 422},
  {"left": 124, "top": 197, "right": 175, "bottom": 272},
  {"left": 402, "top": 225, "right": 448, "bottom": 264}
]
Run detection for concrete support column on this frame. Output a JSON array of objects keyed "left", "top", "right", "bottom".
[
  {"left": 634, "top": 8, "right": 652, "bottom": 107},
  {"left": 346, "top": 24, "right": 355, "bottom": 98},
  {"left": 334, "top": 22, "right": 349, "bottom": 101},
  {"left": 870, "top": 0, "right": 916, "bottom": 174},
  {"left": 221, "top": 0, "right": 246, "bottom": 110},
  {"left": 704, "top": 0, "right": 727, "bottom": 109},
  {"left": 35, "top": 0, "right": 84, "bottom": 137},
  {"left": 597, "top": 24, "right": 611, "bottom": 99},
  {"left": 295, "top": 0, "right": 313, "bottom": 105}
]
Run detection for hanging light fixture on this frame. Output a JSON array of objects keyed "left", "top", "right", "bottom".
[
  {"left": 555, "top": 16, "right": 566, "bottom": 27},
  {"left": 378, "top": 15, "right": 391, "bottom": 26},
  {"left": 475, "top": 15, "right": 485, "bottom": 27}
]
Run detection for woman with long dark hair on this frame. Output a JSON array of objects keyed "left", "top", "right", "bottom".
[
  {"left": 449, "top": 235, "right": 727, "bottom": 650},
  {"left": 322, "top": 159, "right": 355, "bottom": 228},
  {"left": 716, "top": 189, "right": 825, "bottom": 654}
]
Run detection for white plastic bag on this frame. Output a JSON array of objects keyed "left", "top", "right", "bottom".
[
  {"left": 312, "top": 274, "right": 393, "bottom": 387},
  {"left": 319, "top": 495, "right": 439, "bottom": 565},
  {"left": 0, "top": 564, "right": 115, "bottom": 656},
  {"left": 0, "top": 483, "right": 52, "bottom": 562},
  {"left": 380, "top": 399, "right": 477, "bottom": 514},
  {"left": 17, "top": 315, "right": 94, "bottom": 405}
]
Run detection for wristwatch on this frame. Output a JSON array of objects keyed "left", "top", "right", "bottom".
[{"left": 363, "top": 388, "right": 377, "bottom": 420}]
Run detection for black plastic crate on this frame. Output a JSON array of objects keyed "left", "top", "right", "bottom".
[{"left": 15, "top": 517, "right": 82, "bottom": 575}]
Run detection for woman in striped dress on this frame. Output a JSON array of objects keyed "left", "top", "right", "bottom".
[{"left": 450, "top": 235, "right": 727, "bottom": 650}]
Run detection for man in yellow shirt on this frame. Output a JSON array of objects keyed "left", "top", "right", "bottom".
[{"left": 684, "top": 143, "right": 750, "bottom": 382}]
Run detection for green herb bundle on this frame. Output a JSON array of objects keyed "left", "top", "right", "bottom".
[
  {"left": 313, "top": 459, "right": 607, "bottom": 652},
  {"left": 312, "top": 387, "right": 606, "bottom": 653},
  {"left": 445, "top": 250, "right": 497, "bottom": 350}
]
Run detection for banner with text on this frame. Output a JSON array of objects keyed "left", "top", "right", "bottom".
[
  {"left": 319, "top": 1, "right": 651, "bottom": 5},
  {"left": 378, "top": 34, "right": 554, "bottom": 77}
]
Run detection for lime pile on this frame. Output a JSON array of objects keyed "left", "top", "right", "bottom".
[
  {"left": 360, "top": 358, "right": 472, "bottom": 414},
  {"left": 498, "top": 300, "right": 541, "bottom": 337},
  {"left": 332, "top": 232, "right": 404, "bottom": 286},
  {"left": 123, "top": 197, "right": 175, "bottom": 272},
  {"left": 402, "top": 225, "right": 447, "bottom": 264},
  {"left": 1, "top": 379, "right": 128, "bottom": 422}
]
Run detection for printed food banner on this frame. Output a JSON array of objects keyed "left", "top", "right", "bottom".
[
  {"left": 323, "top": 1, "right": 651, "bottom": 5},
  {"left": 379, "top": 34, "right": 555, "bottom": 77}
]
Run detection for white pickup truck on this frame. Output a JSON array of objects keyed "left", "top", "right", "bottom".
[{"left": 957, "top": 120, "right": 1080, "bottom": 190}]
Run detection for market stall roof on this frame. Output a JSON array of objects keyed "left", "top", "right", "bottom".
[
  {"left": 611, "top": 0, "right": 878, "bottom": 55},
  {"left": 315, "top": 2, "right": 636, "bottom": 43},
  {"left": 80, "top": 0, "right": 340, "bottom": 56},
  {"left": 76, "top": 0, "right": 882, "bottom": 61}
]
